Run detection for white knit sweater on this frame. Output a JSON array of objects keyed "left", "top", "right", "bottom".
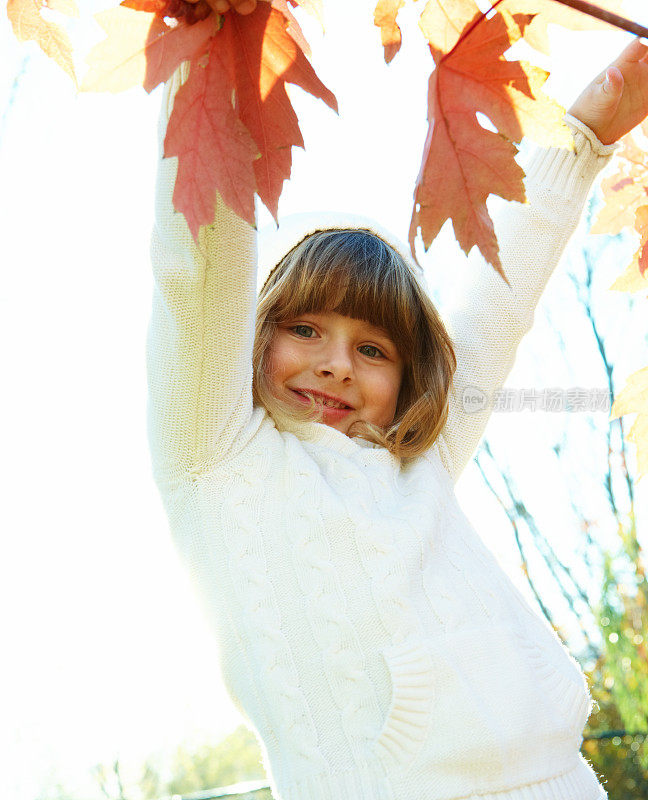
[{"left": 147, "top": 65, "right": 615, "bottom": 800}]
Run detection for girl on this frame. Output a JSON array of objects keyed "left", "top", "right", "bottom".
[{"left": 146, "top": 3, "right": 648, "bottom": 797}]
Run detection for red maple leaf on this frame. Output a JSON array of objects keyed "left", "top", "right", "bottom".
[
  {"left": 82, "top": 1, "right": 337, "bottom": 239},
  {"left": 410, "top": 2, "right": 571, "bottom": 275},
  {"left": 164, "top": 34, "right": 260, "bottom": 234},
  {"left": 214, "top": 4, "right": 337, "bottom": 222}
]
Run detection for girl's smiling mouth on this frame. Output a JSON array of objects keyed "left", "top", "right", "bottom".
[{"left": 290, "top": 388, "right": 354, "bottom": 416}]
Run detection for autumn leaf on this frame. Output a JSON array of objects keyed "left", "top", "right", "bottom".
[
  {"left": 215, "top": 4, "right": 337, "bottom": 223},
  {"left": 82, "top": 5, "right": 217, "bottom": 93},
  {"left": 610, "top": 366, "right": 648, "bottom": 482},
  {"left": 503, "top": 0, "right": 626, "bottom": 55},
  {"left": 7, "top": 0, "right": 78, "bottom": 84},
  {"left": 121, "top": 0, "right": 212, "bottom": 24},
  {"left": 591, "top": 127, "right": 648, "bottom": 288},
  {"left": 631, "top": 205, "right": 648, "bottom": 278},
  {"left": 591, "top": 133, "right": 648, "bottom": 236},
  {"left": 46, "top": 0, "right": 78, "bottom": 17},
  {"left": 374, "top": 0, "right": 405, "bottom": 64},
  {"left": 419, "top": 0, "right": 483, "bottom": 61},
  {"left": 410, "top": 3, "right": 572, "bottom": 274},
  {"left": 164, "top": 36, "right": 260, "bottom": 237},
  {"left": 271, "top": 0, "right": 313, "bottom": 56},
  {"left": 609, "top": 245, "right": 648, "bottom": 293},
  {"left": 82, "top": 1, "right": 336, "bottom": 240}
]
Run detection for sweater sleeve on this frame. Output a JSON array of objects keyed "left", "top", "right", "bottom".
[
  {"left": 146, "top": 63, "right": 258, "bottom": 491},
  {"left": 435, "top": 116, "right": 616, "bottom": 484}
]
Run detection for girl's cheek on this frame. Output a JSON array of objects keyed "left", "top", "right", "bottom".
[
  {"left": 266, "top": 340, "right": 298, "bottom": 379},
  {"left": 264, "top": 342, "right": 282, "bottom": 381}
]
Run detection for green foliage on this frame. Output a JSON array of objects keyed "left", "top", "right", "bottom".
[
  {"left": 589, "top": 512, "right": 648, "bottom": 768},
  {"left": 139, "top": 724, "right": 270, "bottom": 799},
  {"left": 583, "top": 654, "right": 648, "bottom": 799}
]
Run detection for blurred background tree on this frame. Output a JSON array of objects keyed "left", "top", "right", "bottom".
[
  {"left": 472, "top": 201, "right": 648, "bottom": 798},
  {"left": 139, "top": 725, "right": 271, "bottom": 799}
]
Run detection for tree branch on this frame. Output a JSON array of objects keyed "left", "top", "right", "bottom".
[{"left": 549, "top": 0, "right": 648, "bottom": 40}]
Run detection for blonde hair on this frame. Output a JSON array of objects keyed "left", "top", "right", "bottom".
[{"left": 252, "top": 228, "right": 456, "bottom": 460}]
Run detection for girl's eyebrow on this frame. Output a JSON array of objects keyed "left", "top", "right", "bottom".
[
  {"left": 292, "top": 312, "right": 395, "bottom": 344},
  {"left": 360, "top": 322, "right": 395, "bottom": 342}
]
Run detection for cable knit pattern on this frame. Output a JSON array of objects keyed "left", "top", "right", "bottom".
[
  {"left": 146, "top": 66, "right": 613, "bottom": 800},
  {"left": 224, "top": 471, "right": 328, "bottom": 776}
]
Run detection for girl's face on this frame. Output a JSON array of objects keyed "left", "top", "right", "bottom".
[{"left": 266, "top": 311, "right": 405, "bottom": 434}]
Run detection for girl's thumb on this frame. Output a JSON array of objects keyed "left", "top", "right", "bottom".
[
  {"left": 585, "top": 67, "right": 624, "bottom": 127},
  {"left": 600, "top": 67, "right": 623, "bottom": 102}
]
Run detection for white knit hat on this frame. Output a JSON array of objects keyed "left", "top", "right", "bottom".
[{"left": 256, "top": 210, "right": 430, "bottom": 295}]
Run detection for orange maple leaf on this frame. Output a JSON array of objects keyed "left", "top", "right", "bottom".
[
  {"left": 7, "top": 0, "right": 78, "bottom": 85},
  {"left": 164, "top": 35, "right": 260, "bottom": 237},
  {"left": 374, "top": 0, "right": 405, "bottom": 64},
  {"left": 411, "top": 3, "right": 572, "bottom": 275},
  {"left": 218, "top": 4, "right": 337, "bottom": 223},
  {"left": 82, "top": 2, "right": 337, "bottom": 238}
]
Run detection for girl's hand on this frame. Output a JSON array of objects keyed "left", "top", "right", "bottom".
[
  {"left": 568, "top": 38, "right": 648, "bottom": 145},
  {"left": 185, "top": 0, "right": 257, "bottom": 13}
]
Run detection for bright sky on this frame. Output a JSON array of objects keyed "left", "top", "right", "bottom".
[{"left": 1, "top": 1, "right": 648, "bottom": 798}]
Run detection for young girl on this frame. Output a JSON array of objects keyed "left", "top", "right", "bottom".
[{"left": 146, "top": 3, "right": 648, "bottom": 796}]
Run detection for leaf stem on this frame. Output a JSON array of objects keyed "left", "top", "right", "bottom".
[{"left": 547, "top": 0, "right": 648, "bottom": 40}]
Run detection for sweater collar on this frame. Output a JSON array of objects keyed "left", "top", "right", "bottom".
[{"left": 278, "top": 414, "right": 397, "bottom": 461}]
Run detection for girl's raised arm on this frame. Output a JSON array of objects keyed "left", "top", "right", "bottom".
[
  {"left": 146, "top": 63, "right": 258, "bottom": 491},
  {"left": 435, "top": 116, "right": 615, "bottom": 483},
  {"left": 435, "top": 39, "right": 648, "bottom": 484}
]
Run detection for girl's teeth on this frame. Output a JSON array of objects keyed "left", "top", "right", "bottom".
[{"left": 301, "top": 392, "right": 346, "bottom": 409}]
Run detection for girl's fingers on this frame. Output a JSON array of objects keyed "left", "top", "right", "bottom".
[
  {"left": 211, "top": 0, "right": 257, "bottom": 12},
  {"left": 615, "top": 37, "right": 648, "bottom": 64},
  {"left": 232, "top": 0, "right": 257, "bottom": 12}
]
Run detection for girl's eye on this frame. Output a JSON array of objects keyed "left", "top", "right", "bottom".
[
  {"left": 290, "top": 325, "right": 385, "bottom": 358},
  {"left": 359, "top": 344, "right": 384, "bottom": 359},
  {"left": 292, "top": 324, "right": 316, "bottom": 338}
]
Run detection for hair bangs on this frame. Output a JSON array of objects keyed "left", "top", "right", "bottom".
[{"left": 265, "top": 229, "right": 421, "bottom": 362}]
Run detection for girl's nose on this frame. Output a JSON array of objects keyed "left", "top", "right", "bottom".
[{"left": 314, "top": 343, "right": 354, "bottom": 381}]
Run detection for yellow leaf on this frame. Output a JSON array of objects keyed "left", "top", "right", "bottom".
[
  {"left": 82, "top": 6, "right": 167, "bottom": 93},
  {"left": 610, "top": 366, "right": 648, "bottom": 419},
  {"left": 419, "top": 0, "right": 481, "bottom": 62},
  {"left": 7, "top": 0, "right": 77, "bottom": 84},
  {"left": 374, "top": 0, "right": 405, "bottom": 63},
  {"left": 45, "top": 0, "right": 79, "bottom": 17},
  {"left": 592, "top": 134, "right": 648, "bottom": 237},
  {"left": 609, "top": 253, "right": 648, "bottom": 294}
]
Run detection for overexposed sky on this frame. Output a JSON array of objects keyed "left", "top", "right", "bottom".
[{"left": 1, "top": 1, "right": 648, "bottom": 798}]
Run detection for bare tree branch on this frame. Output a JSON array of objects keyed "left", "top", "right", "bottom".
[{"left": 549, "top": 0, "right": 648, "bottom": 39}]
